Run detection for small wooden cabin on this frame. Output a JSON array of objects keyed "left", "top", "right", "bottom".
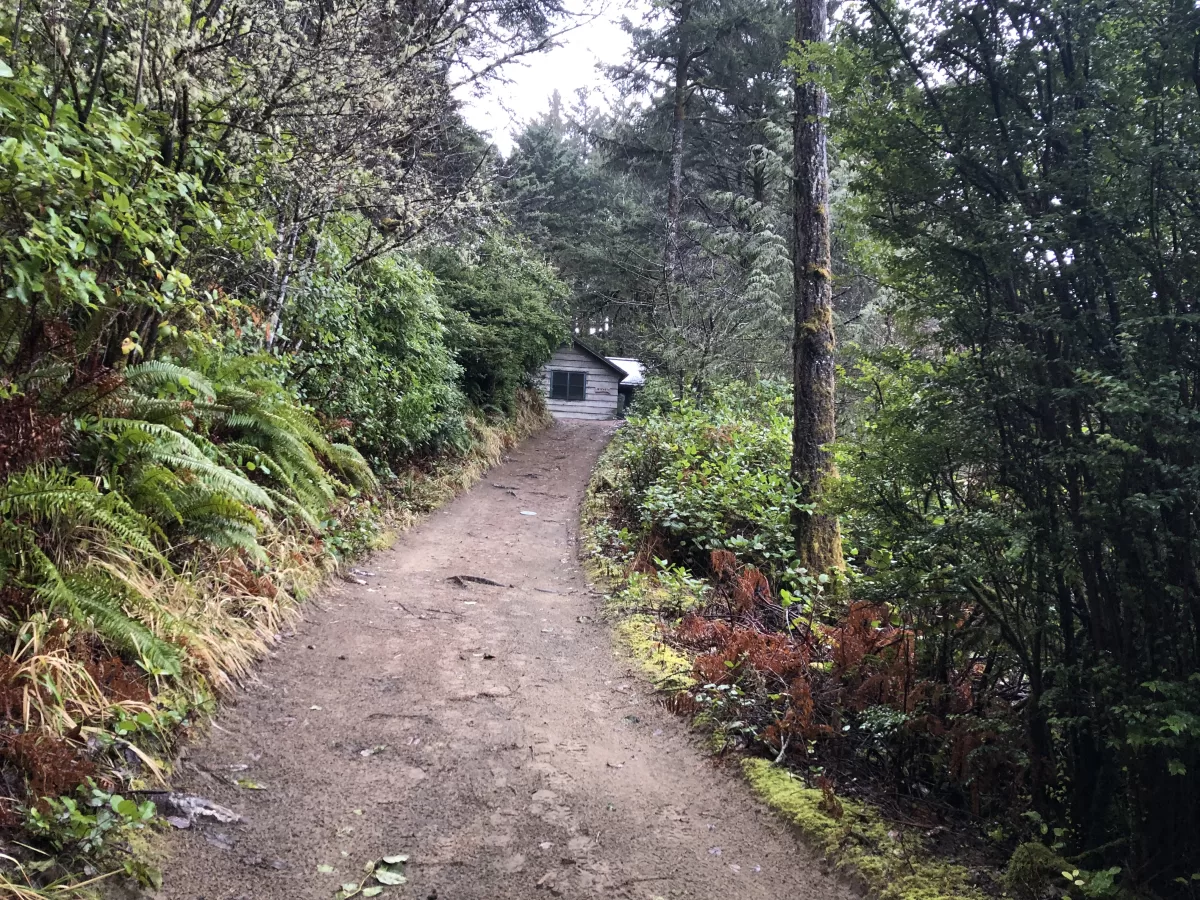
[{"left": 539, "top": 340, "right": 629, "bottom": 420}]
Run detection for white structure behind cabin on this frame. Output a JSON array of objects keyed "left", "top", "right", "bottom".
[{"left": 539, "top": 340, "right": 626, "bottom": 420}]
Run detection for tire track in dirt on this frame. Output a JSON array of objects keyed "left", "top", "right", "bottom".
[{"left": 148, "top": 420, "right": 857, "bottom": 900}]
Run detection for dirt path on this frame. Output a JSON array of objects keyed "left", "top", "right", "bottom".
[{"left": 152, "top": 421, "right": 855, "bottom": 900}]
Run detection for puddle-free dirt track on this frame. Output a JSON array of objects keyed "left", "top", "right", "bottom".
[{"left": 153, "top": 420, "right": 856, "bottom": 900}]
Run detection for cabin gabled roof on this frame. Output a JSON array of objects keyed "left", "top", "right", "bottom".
[
  {"left": 604, "top": 357, "right": 646, "bottom": 387},
  {"left": 559, "top": 338, "right": 628, "bottom": 379}
]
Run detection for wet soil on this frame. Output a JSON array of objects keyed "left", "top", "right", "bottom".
[{"left": 149, "top": 421, "right": 857, "bottom": 900}]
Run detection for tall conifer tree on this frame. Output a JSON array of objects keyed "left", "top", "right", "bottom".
[{"left": 789, "top": 0, "right": 842, "bottom": 572}]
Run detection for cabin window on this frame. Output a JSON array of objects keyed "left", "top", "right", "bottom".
[{"left": 550, "top": 370, "right": 587, "bottom": 401}]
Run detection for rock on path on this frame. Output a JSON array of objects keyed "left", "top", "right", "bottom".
[{"left": 149, "top": 421, "right": 857, "bottom": 900}]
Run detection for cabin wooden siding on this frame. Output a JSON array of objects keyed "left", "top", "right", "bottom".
[{"left": 540, "top": 344, "right": 621, "bottom": 420}]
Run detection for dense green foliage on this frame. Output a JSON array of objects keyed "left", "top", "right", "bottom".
[
  {"left": 616, "top": 382, "right": 795, "bottom": 573},
  {"left": 425, "top": 236, "right": 570, "bottom": 414},
  {"left": 0, "top": 0, "right": 567, "bottom": 885},
  {"left": 832, "top": 0, "right": 1200, "bottom": 886},
  {"left": 283, "top": 230, "right": 469, "bottom": 467},
  {"left": 582, "top": 0, "right": 1200, "bottom": 893}
]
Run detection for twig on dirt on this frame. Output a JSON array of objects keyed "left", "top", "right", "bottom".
[
  {"left": 618, "top": 873, "right": 678, "bottom": 887},
  {"left": 447, "top": 575, "right": 513, "bottom": 588}
]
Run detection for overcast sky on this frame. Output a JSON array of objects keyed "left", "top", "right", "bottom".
[{"left": 457, "top": 0, "right": 641, "bottom": 155}]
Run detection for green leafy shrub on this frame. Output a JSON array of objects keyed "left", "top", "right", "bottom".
[
  {"left": 613, "top": 380, "right": 795, "bottom": 575},
  {"left": 425, "top": 235, "right": 569, "bottom": 414},
  {"left": 26, "top": 784, "right": 156, "bottom": 856},
  {"left": 285, "top": 226, "right": 470, "bottom": 467}
]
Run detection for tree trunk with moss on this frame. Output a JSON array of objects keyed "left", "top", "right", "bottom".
[{"left": 790, "top": 0, "right": 842, "bottom": 572}]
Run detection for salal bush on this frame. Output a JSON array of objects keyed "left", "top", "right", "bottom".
[
  {"left": 284, "top": 222, "right": 470, "bottom": 469},
  {"left": 616, "top": 380, "right": 794, "bottom": 574}
]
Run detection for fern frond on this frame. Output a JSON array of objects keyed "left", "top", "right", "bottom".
[
  {"left": 183, "top": 520, "right": 267, "bottom": 562},
  {"left": 98, "top": 419, "right": 274, "bottom": 510},
  {"left": 0, "top": 468, "right": 166, "bottom": 560},
  {"left": 171, "top": 487, "right": 259, "bottom": 525},
  {"left": 261, "top": 486, "right": 321, "bottom": 530},
  {"left": 327, "top": 442, "right": 378, "bottom": 491},
  {"left": 124, "top": 361, "right": 216, "bottom": 401},
  {"left": 124, "top": 465, "right": 185, "bottom": 525},
  {"left": 62, "top": 573, "right": 183, "bottom": 676},
  {"left": 21, "top": 543, "right": 181, "bottom": 676}
]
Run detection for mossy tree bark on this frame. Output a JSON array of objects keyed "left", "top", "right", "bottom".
[{"left": 790, "top": 0, "right": 843, "bottom": 573}]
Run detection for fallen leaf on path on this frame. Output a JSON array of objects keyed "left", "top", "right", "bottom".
[
  {"left": 234, "top": 778, "right": 267, "bottom": 790},
  {"left": 373, "top": 867, "right": 406, "bottom": 886},
  {"left": 317, "top": 864, "right": 335, "bottom": 874}
]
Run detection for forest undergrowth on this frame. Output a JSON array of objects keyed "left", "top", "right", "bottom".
[
  {"left": 0, "top": 0, "right": 569, "bottom": 884},
  {"left": 583, "top": 383, "right": 1139, "bottom": 900},
  {"left": 0, "top": 388, "right": 549, "bottom": 896}
]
